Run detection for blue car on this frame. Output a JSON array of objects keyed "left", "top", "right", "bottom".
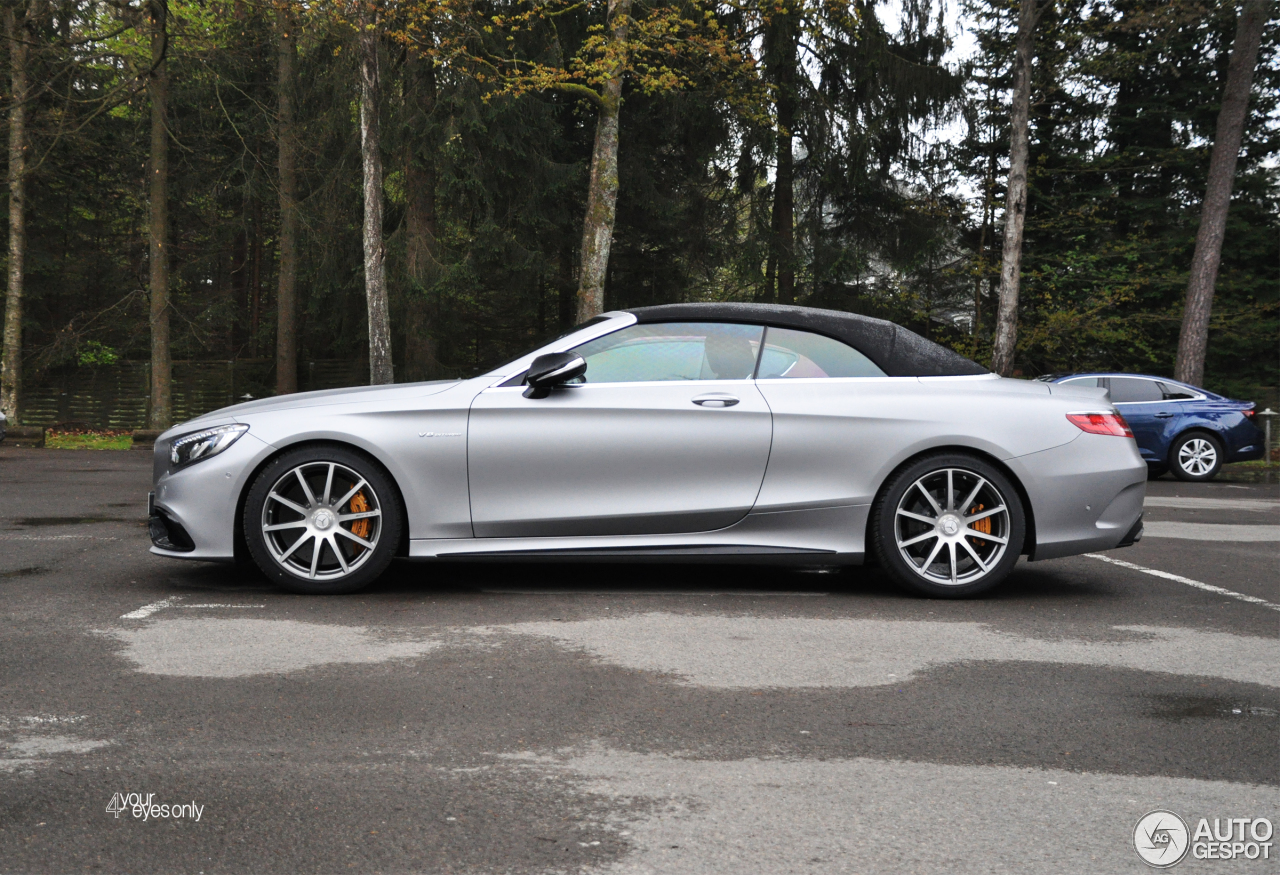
[{"left": 1037, "top": 373, "right": 1265, "bottom": 481}]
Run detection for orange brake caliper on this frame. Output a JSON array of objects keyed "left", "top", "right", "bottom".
[
  {"left": 347, "top": 491, "right": 371, "bottom": 554},
  {"left": 968, "top": 503, "right": 990, "bottom": 546}
]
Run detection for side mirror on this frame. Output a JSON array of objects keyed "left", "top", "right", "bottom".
[{"left": 523, "top": 352, "right": 587, "bottom": 399}]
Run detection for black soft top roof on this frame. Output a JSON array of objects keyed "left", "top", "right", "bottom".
[{"left": 625, "top": 303, "right": 988, "bottom": 378}]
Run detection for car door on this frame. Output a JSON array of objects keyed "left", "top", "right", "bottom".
[
  {"left": 1106, "top": 376, "right": 1172, "bottom": 462},
  {"left": 750, "top": 326, "right": 902, "bottom": 511},
  {"left": 467, "top": 322, "right": 773, "bottom": 538}
]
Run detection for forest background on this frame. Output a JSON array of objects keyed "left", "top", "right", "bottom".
[{"left": 0, "top": 0, "right": 1276, "bottom": 429}]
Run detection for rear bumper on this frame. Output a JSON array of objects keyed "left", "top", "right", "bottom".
[
  {"left": 1116, "top": 516, "right": 1143, "bottom": 548},
  {"left": 1228, "top": 443, "right": 1266, "bottom": 463},
  {"left": 1005, "top": 432, "right": 1147, "bottom": 561}
]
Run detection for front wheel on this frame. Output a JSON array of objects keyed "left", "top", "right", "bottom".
[
  {"left": 244, "top": 445, "right": 402, "bottom": 594},
  {"left": 1169, "top": 432, "right": 1223, "bottom": 481},
  {"left": 870, "top": 454, "right": 1026, "bottom": 598}
]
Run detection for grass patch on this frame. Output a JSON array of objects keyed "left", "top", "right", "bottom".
[{"left": 45, "top": 430, "right": 133, "bottom": 450}]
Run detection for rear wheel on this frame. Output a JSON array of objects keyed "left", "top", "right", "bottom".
[
  {"left": 244, "top": 445, "right": 402, "bottom": 594},
  {"left": 1169, "top": 432, "right": 1223, "bottom": 481},
  {"left": 871, "top": 454, "right": 1026, "bottom": 598}
]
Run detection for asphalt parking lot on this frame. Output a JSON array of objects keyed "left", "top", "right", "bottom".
[{"left": 1, "top": 446, "right": 1276, "bottom": 874}]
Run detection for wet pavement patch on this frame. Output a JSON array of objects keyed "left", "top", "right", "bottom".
[
  {"left": 9, "top": 516, "right": 129, "bottom": 527},
  {"left": 0, "top": 566, "right": 46, "bottom": 578},
  {"left": 1149, "top": 694, "right": 1280, "bottom": 721}
]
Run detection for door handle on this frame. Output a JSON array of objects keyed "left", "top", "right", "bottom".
[
  {"left": 692, "top": 394, "right": 739, "bottom": 408},
  {"left": 1155, "top": 412, "right": 1175, "bottom": 418}
]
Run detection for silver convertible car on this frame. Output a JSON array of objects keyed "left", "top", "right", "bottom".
[{"left": 149, "top": 303, "right": 1147, "bottom": 597}]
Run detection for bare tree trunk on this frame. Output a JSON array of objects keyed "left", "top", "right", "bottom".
[
  {"left": 1, "top": 4, "right": 28, "bottom": 423},
  {"left": 557, "top": 241, "right": 574, "bottom": 330},
  {"left": 359, "top": 9, "right": 393, "bottom": 384},
  {"left": 402, "top": 47, "right": 439, "bottom": 382},
  {"left": 766, "top": 7, "right": 798, "bottom": 306},
  {"left": 576, "top": 0, "right": 631, "bottom": 322},
  {"left": 990, "top": 0, "right": 1041, "bottom": 378},
  {"left": 1174, "top": 0, "right": 1267, "bottom": 388},
  {"left": 250, "top": 197, "right": 261, "bottom": 357},
  {"left": 147, "top": 0, "right": 171, "bottom": 427},
  {"left": 275, "top": 8, "right": 298, "bottom": 395},
  {"left": 974, "top": 124, "right": 997, "bottom": 338}
]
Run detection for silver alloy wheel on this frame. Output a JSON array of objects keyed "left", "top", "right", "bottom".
[
  {"left": 894, "top": 468, "right": 1011, "bottom": 586},
  {"left": 1176, "top": 437, "right": 1217, "bottom": 477},
  {"left": 259, "top": 461, "right": 382, "bottom": 580}
]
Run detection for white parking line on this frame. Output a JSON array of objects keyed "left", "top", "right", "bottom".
[
  {"left": 480, "top": 590, "right": 828, "bottom": 597},
  {"left": 1142, "top": 521, "right": 1280, "bottom": 541},
  {"left": 1144, "top": 496, "right": 1279, "bottom": 511},
  {"left": 120, "top": 597, "right": 182, "bottom": 619},
  {"left": 180, "top": 604, "right": 265, "bottom": 609},
  {"left": 1085, "top": 554, "right": 1280, "bottom": 612}
]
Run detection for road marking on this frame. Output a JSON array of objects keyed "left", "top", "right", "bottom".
[
  {"left": 180, "top": 604, "right": 266, "bottom": 609},
  {"left": 1144, "top": 496, "right": 1279, "bottom": 511},
  {"left": 1085, "top": 553, "right": 1280, "bottom": 612},
  {"left": 480, "top": 590, "right": 828, "bottom": 597},
  {"left": 1142, "top": 521, "right": 1280, "bottom": 541},
  {"left": 120, "top": 597, "right": 182, "bottom": 619}
]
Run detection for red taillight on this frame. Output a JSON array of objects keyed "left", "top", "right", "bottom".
[
  {"left": 1067, "top": 412, "right": 1134, "bottom": 438},
  {"left": 1243, "top": 408, "right": 1256, "bottom": 420}
]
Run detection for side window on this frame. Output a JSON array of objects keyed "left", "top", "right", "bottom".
[
  {"left": 757, "top": 327, "right": 886, "bottom": 379},
  {"left": 1108, "top": 377, "right": 1163, "bottom": 403},
  {"left": 1063, "top": 377, "right": 1102, "bottom": 388},
  {"left": 570, "top": 322, "right": 764, "bottom": 383},
  {"left": 1158, "top": 381, "right": 1197, "bottom": 400}
]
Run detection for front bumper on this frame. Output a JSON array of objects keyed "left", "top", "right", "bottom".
[
  {"left": 150, "top": 430, "right": 274, "bottom": 561},
  {"left": 148, "top": 493, "right": 196, "bottom": 552}
]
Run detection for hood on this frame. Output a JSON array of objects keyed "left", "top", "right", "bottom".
[{"left": 178, "top": 379, "right": 461, "bottom": 428}]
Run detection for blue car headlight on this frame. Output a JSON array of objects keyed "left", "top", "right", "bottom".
[{"left": 169, "top": 423, "right": 249, "bottom": 469}]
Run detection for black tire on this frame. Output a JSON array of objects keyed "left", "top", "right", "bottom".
[
  {"left": 870, "top": 453, "right": 1026, "bottom": 598},
  {"left": 1146, "top": 464, "right": 1168, "bottom": 481},
  {"left": 244, "top": 444, "right": 403, "bottom": 594},
  {"left": 1168, "top": 431, "right": 1223, "bottom": 482}
]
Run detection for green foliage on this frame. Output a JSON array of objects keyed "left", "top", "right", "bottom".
[
  {"left": 960, "top": 0, "right": 1278, "bottom": 397},
  {"left": 75, "top": 341, "right": 119, "bottom": 367},
  {"left": 45, "top": 430, "right": 133, "bottom": 450},
  {"left": 3, "top": 0, "right": 1275, "bottom": 403}
]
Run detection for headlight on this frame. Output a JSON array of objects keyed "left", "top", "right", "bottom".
[{"left": 169, "top": 423, "right": 249, "bottom": 469}]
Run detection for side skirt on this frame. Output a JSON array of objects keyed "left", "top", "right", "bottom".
[{"left": 408, "top": 504, "right": 869, "bottom": 564}]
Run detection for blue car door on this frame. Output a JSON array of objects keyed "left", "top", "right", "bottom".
[{"left": 1106, "top": 376, "right": 1175, "bottom": 462}]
